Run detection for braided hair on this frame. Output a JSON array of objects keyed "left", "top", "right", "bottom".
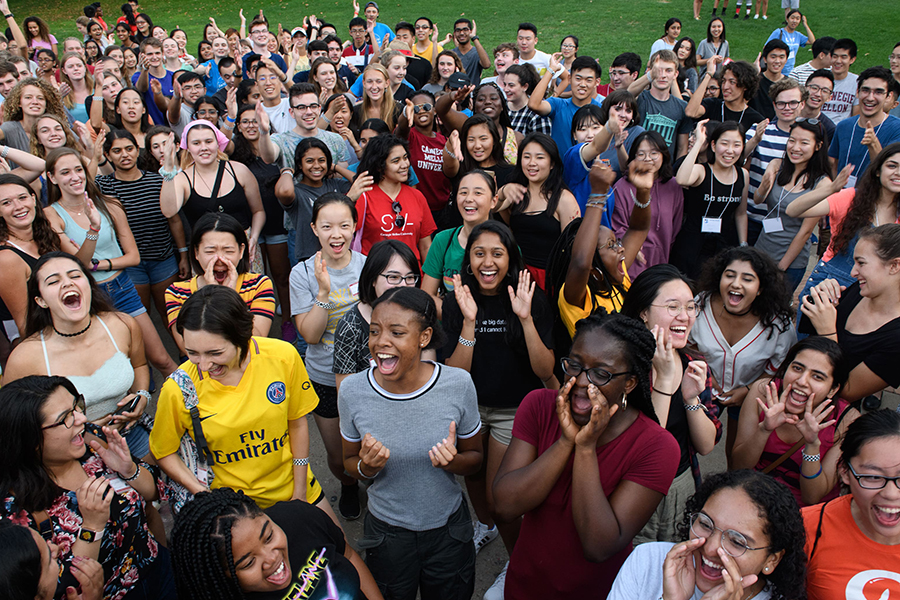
[
  {"left": 572, "top": 310, "right": 658, "bottom": 422},
  {"left": 171, "top": 488, "right": 265, "bottom": 600}
]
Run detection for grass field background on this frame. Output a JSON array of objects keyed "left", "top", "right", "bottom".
[{"left": 17, "top": 0, "right": 900, "bottom": 78}]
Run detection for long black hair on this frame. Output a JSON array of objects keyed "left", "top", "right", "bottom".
[
  {"left": 460, "top": 114, "right": 507, "bottom": 173},
  {"left": 189, "top": 212, "right": 250, "bottom": 274},
  {"left": 770, "top": 336, "right": 849, "bottom": 399},
  {"left": 0, "top": 376, "right": 82, "bottom": 511},
  {"left": 358, "top": 240, "right": 421, "bottom": 305},
  {"left": 627, "top": 130, "right": 674, "bottom": 183},
  {"left": 621, "top": 264, "right": 693, "bottom": 321},
  {"left": 509, "top": 132, "right": 568, "bottom": 217},
  {"left": 0, "top": 520, "right": 42, "bottom": 600},
  {"left": 356, "top": 134, "right": 408, "bottom": 185},
  {"left": 571, "top": 311, "right": 658, "bottom": 422},
  {"left": 171, "top": 488, "right": 265, "bottom": 600},
  {"left": 112, "top": 87, "right": 151, "bottom": 132},
  {"left": 776, "top": 119, "right": 831, "bottom": 190},
  {"left": 176, "top": 285, "right": 254, "bottom": 362},
  {"left": 371, "top": 286, "right": 445, "bottom": 350},
  {"left": 292, "top": 137, "right": 333, "bottom": 179},
  {"left": 677, "top": 470, "right": 807, "bottom": 600},
  {"left": 697, "top": 246, "right": 793, "bottom": 333}
]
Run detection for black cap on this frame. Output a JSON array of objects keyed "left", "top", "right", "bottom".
[{"left": 447, "top": 71, "right": 470, "bottom": 89}]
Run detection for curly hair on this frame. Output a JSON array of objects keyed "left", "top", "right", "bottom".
[
  {"left": 831, "top": 142, "right": 900, "bottom": 256},
  {"left": 171, "top": 488, "right": 264, "bottom": 600},
  {"left": 675, "top": 470, "right": 807, "bottom": 600},
  {"left": 721, "top": 60, "right": 760, "bottom": 101},
  {"left": 0, "top": 174, "right": 62, "bottom": 254},
  {"left": 355, "top": 133, "right": 407, "bottom": 185},
  {"left": 571, "top": 310, "right": 658, "bottom": 422},
  {"left": 1, "top": 77, "right": 67, "bottom": 123},
  {"left": 509, "top": 132, "right": 568, "bottom": 217},
  {"left": 29, "top": 113, "right": 80, "bottom": 158},
  {"left": 697, "top": 246, "right": 793, "bottom": 334}
]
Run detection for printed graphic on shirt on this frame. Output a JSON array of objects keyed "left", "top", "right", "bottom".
[
  {"left": 642, "top": 113, "right": 678, "bottom": 148},
  {"left": 213, "top": 427, "right": 289, "bottom": 465},
  {"left": 275, "top": 547, "right": 359, "bottom": 600},
  {"left": 416, "top": 144, "right": 443, "bottom": 173},
  {"left": 845, "top": 570, "right": 900, "bottom": 600},
  {"left": 267, "top": 382, "right": 287, "bottom": 404}
]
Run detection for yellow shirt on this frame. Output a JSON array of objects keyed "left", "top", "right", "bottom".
[
  {"left": 558, "top": 273, "right": 631, "bottom": 338},
  {"left": 413, "top": 41, "right": 442, "bottom": 63},
  {"left": 149, "top": 337, "right": 322, "bottom": 508}
]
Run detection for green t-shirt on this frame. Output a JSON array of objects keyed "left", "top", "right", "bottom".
[{"left": 422, "top": 227, "right": 464, "bottom": 292}]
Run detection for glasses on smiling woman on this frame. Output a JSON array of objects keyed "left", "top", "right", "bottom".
[
  {"left": 690, "top": 512, "right": 770, "bottom": 557},
  {"left": 42, "top": 394, "right": 86, "bottom": 430},
  {"left": 846, "top": 463, "right": 900, "bottom": 490}
]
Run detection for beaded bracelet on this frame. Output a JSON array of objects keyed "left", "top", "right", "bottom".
[{"left": 120, "top": 464, "right": 141, "bottom": 482}]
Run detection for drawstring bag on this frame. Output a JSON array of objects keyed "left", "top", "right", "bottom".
[{"left": 165, "top": 369, "right": 216, "bottom": 513}]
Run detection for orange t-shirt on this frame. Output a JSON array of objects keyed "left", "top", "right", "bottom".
[{"left": 803, "top": 494, "right": 900, "bottom": 600}]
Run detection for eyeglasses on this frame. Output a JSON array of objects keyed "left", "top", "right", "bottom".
[
  {"left": 651, "top": 302, "right": 700, "bottom": 317},
  {"left": 847, "top": 463, "right": 900, "bottom": 490},
  {"left": 291, "top": 103, "right": 320, "bottom": 112},
  {"left": 610, "top": 70, "right": 631, "bottom": 77},
  {"left": 690, "top": 513, "right": 770, "bottom": 558},
  {"left": 706, "top": 85, "right": 721, "bottom": 93},
  {"left": 603, "top": 238, "right": 624, "bottom": 250},
  {"left": 391, "top": 200, "right": 405, "bottom": 228},
  {"left": 379, "top": 272, "right": 420, "bottom": 285},
  {"left": 42, "top": 395, "right": 86, "bottom": 430},
  {"left": 561, "top": 44, "right": 577, "bottom": 49},
  {"left": 859, "top": 86, "right": 887, "bottom": 98},
  {"left": 413, "top": 102, "right": 433, "bottom": 114},
  {"left": 250, "top": 29, "right": 269, "bottom": 36},
  {"left": 635, "top": 151, "right": 661, "bottom": 161},
  {"left": 560, "top": 357, "right": 632, "bottom": 387},
  {"left": 239, "top": 119, "right": 259, "bottom": 126},
  {"left": 806, "top": 84, "right": 833, "bottom": 97},
  {"left": 774, "top": 100, "right": 802, "bottom": 109},
  {"left": 454, "top": 28, "right": 470, "bottom": 33}
]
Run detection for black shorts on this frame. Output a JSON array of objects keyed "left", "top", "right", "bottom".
[{"left": 310, "top": 380, "right": 339, "bottom": 418}]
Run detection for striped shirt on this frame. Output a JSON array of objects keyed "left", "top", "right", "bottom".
[
  {"left": 164, "top": 272, "right": 276, "bottom": 328},
  {"left": 96, "top": 172, "right": 174, "bottom": 261},
  {"left": 745, "top": 122, "right": 790, "bottom": 222}
]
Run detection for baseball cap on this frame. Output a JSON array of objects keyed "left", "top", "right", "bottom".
[
  {"left": 365, "top": 1, "right": 379, "bottom": 8},
  {"left": 291, "top": 27, "right": 307, "bottom": 38},
  {"left": 447, "top": 72, "right": 470, "bottom": 89},
  {"left": 387, "top": 40, "right": 413, "bottom": 57}
]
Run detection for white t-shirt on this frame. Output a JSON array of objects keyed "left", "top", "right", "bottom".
[
  {"left": 263, "top": 98, "right": 295, "bottom": 134},
  {"left": 821, "top": 72, "right": 859, "bottom": 124},
  {"left": 608, "top": 542, "right": 774, "bottom": 600},
  {"left": 520, "top": 50, "right": 551, "bottom": 76}
]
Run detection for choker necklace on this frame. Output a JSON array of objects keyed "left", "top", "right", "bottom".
[
  {"left": 7, "top": 231, "right": 34, "bottom": 242},
  {"left": 53, "top": 318, "right": 91, "bottom": 338},
  {"left": 722, "top": 302, "right": 754, "bottom": 318}
]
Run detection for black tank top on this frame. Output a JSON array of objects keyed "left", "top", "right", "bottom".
[
  {"left": 509, "top": 209, "right": 560, "bottom": 270},
  {"left": 0, "top": 244, "right": 39, "bottom": 324},
  {"left": 184, "top": 160, "right": 252, "bottom": 229}
]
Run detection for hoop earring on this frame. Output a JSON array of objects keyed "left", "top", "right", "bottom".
[
  {"left": 466, "top": 264, "right": 473, "bottom": 275},
  {"left": 621, "top": 394, "right": 627, "bottom": 412}
]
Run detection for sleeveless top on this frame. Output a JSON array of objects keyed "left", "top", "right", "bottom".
[
  {"left": 49, "top": 203, "right": 122, "bottom": 283},
  {"left": 509, "top": 208, "right": 560, "bottom": 270},
  {"left": 244, "top": 156, "right": 287, "bottom": 236},
  {"left": 183, "top": 160, "right": 252, "bottom": 229},
  {"left": 0, "top": 243, "right": 39, "bottom": 326},
  {"left": 503, "top": 127, "right": 518, "bottom": 164},
  {"left": 41, "top": 315, "right": 135, "bottom": 420}
]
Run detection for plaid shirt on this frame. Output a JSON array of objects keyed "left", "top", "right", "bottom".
[{"left": 509, "top": 106, "right": 553, "bottom": 136}]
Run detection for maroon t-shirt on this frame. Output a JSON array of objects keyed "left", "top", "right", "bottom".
[
  {"left": 504, "top": 389, "right": 679, "bottom": 599},
  {"left": 407, "top": 127, "right": 451, "bottom": 212}
]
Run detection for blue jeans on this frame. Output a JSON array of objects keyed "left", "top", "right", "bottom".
[
  {"left": 97, "top": 273, "right": 147, "bottom": 317},
  {"left": 126, "top": 255, "right": 179, "bottom": 286}
]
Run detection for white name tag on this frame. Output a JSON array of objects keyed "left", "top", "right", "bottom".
[
  {"left": 762, "top": 218, "right": 784, "bottom": 233},
  {"left": 701, "top": 217, "right": 723, "bottom": 233},
  {"left": 104, "top": 474, "right": 130, "bottom": 493},
  {"left": 845, "top": 175, "right": 857, "bottom": 189},
  {"left": 197, "top": 467, "right": 210, "bottom": 485},
  {"left": 349, "top": 281, "right": 359, "bottom": 298}
]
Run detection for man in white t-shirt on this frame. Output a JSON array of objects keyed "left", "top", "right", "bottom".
[
  {"left": 480, "top": 43, "right": 518, "bottom": 90},
  {"left": 516, "top": 23, "right": 550, "bottom": 76},
  {"left": 821, "top": 38, "right": 859, "bottom": 124},
  {"left": 257, "top": 63, "right": 293, "bottom": 133}
]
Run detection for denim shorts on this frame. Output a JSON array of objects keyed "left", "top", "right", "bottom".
[
  {"left": 98, "top": 272, "right": 148, "bottom": 317},
  {"left": 258, "top": 233, "right": 289, "bottom": 245},
  {"left": 123, "top": 423, "right": 151, "bottom": 457},
  {"left": 126, "top": 255, "right": 179, "bottom": 286}
]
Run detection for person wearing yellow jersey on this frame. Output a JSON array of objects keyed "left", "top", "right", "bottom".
[
  {"left": 548, "top": 159, "right": 654, "bottom": 338},
  {"left": 151, "top": 285, "right": 337, "bottom": 523}
]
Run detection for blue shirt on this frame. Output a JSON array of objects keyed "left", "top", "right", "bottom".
[
  {"left": 201, "top": 59, "right": 225, "bottom": 95},
  {"left": 371, "top": 22, "right": 395, "bottom": 44},
  {"left": 131, "top": 70, "right": 173, "bottom": 128},
  {"left": 828, "top": 115, "right": 900, "bottom": 182},
  {"left": 546, "top": 96, "right": 604, "bottom": 155},
  {"left": 766, "top": 28, "right": 808, "bottom": 75},
  {"left": 563, "top": 126, "right": 644, "bottom": 216}
]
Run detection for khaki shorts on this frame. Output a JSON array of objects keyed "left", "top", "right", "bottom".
[{"left": 477, "top": 405, "right": 519, "bottom": 446}]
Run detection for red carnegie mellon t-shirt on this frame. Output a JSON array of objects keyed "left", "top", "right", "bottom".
[
  {"left": 504, "top": 389, "right": 679, "bottom": 600},
  {"left": 408, "top": 128, "right": 451, "bottom": 212},
  {"left": 355, "top": 184, "right": 437, "bottom": 262}
]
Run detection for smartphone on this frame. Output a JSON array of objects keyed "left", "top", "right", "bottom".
[
  {"left": 112, "top": 396, "right": 140, "bottom": 417},
  {"left": 83, "top": 422, "right": 108, "bottom": 442}
]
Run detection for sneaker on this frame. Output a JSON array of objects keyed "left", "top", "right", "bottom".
[
  {"left": 483, "top": 562, "right": 508, "bottom": 600},
  {"left": 339, "top": 483, "right": 361, "bottom": 520},
  {"left": 473, "top": 521, "right": 499, "bottom": 555},
  {"left": 753, "top": 13, "right": 759, "bottom": 18},
  {"left": 733, "top": 12, "right": 739, "bottom": 18},
  {"left": 281, "top": 320, "right": 297, "bottom": 343},
  {"left": 744, "top": 11, "right": 751, "bottom": 18},
  {"left": 762, "top": 14, "right": 768, "bottom": 19}
]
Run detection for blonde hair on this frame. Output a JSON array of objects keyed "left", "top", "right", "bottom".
[
  {"left": 361, "top": 63, "right": 397, "bottom": 130},
  {"left": 1, "top": 77, "right": 67, "bottom": 123},
  {"left": 58, "top": 52, "right": 95, "bottom": 110}
]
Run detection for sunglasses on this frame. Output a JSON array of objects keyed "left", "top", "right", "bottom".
[
  {"left": 391, "top": 200, "right": 405, "bottom": 228},
  {"left": 413, "top": 102, "right": 433, "bottom": 114}
]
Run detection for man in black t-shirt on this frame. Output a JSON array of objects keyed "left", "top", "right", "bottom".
[{"left": 687, "top": 58, "right": 764, "bottom": 131}]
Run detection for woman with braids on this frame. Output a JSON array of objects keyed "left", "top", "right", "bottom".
[
  {"left": 608, "top": 470, "right": 808, "bottom": 600},
  {"left": 150, "top": 286, "right": 336, "bottom": 520},
  {"left": 787, "top": 143, "right": 900, "bottom": 302},
  {"left": 733, "top": 336, "right": 858, "bottom": 507},
  {"left": 797, "top": 225, "right": 900, "bottom": 402},
  {"left": 339, "top": 287, "right": 483, "bottom": 599},
  {"left": 493, "top": 311, "right": 679, "bottom": 599},
  {"left": 171, "top": 487, "right": 383, "bottom": 600},
  {"left": 803, "top": 409, "right": 900, "bottom": 600},
  {"left": 689, "top": 246, "right": 796, "bottom": 469},
  {"left": 621, "top": 264, "right": 721, "bottom": 544},
  {"left": 436, "top": 81, "right": 524, "bottom": 164},
  {"left": 0, "top": 375, "right": 176, "bottom": 600}
]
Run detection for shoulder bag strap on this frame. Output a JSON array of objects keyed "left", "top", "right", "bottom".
[
  {"left": 761, "top": 438, "right": 805, "bottom": 474},
  {"left": 170, "top": 369, "right": 215, "bottom": 465}
]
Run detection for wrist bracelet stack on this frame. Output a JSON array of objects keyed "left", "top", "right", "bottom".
[
  {"left": 159, "top": 166, "right": 182, "bottom": 182},
  {"left": 586, "top": 193, "right": 607, "bottom": 208},
  {"left": 120, "top": 463, "right": 141, "bottom": 482},
  {"left": 630, "top": 189, "right": 651, "bottom": 209},
  {"left": 458, "top": 335, "right": 475, "bottom": 347}
]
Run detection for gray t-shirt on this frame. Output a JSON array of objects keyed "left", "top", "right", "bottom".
[
  {"left": 272, "top": 128, "right": 350, "bottom": 170},
  {"left": 290, "top": 250, "right": 365, "bottom": 386},
  {"left": 754, "top": 175, "right": 826, "bottom": 270},
  {"left": 0, "top": 121, "right": 30, "bottom": 168},
  {"left": 636, "top": 90, "right": 692, "bottom": 158},
  {"left": 696, "top": 39, "right": 729, "bottom": 79},
  {"left": 283, "top": 178, "right": 351, "bottom": 261},
  {"left": 608, "top": 541, "right": 774, "bottom": 600},
  {"left": 452, "top": 45, "right": 483, "bottom": 84},
  {"left": 339, "top": 363, "right": 481, "bottom": 530}
]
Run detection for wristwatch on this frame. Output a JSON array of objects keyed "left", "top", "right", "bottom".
[
  {"left": 470, "top": 36, "right": 479, "bottom": 41},
  {"left": 78, "top": 527, "right": 103, "bottom": 543},
  {"left": 91, "top": 258, "right": 100, "bottom": 272}
]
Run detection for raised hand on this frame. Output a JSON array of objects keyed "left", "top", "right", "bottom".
[
  {"left": 110, "top": 392, "right": 146, "bottom": 430},
  {"left": 255, "top": 100, "right": 271, "bottom": 133},
  {"left": 628, "top": 159, "right": 656, "bottom": 192},
  {"left": 574, "top": 383, "right": 618, "bottom": 448},
  {"left": 500, "top": 182, "right": 527, "bottom": 205},
  {"left": 162, "top": 132, "right": 178, "bottom": 170},
  {"left": 662, "top": 538, "right": 705, "bottom": 600},
  {"left": 75, "top": 477, "right": 113, "bottom": 531},
  {"left": 352, "top": 0, "right": 360, "bottom": 14},
  {"left": 555, "top": 377, "right": 580, "bottom": 447},
  {"left": 90, "top": 426, "right": 136, "bottom": 475},
  {"left": 651, "top": 325, "right": 681, "bottom": 391},
  {"left": 313, "top": 251, "right": 332, "bottom": 297},
  {"left": 757, "top": 381, "right": 797, "bottom": 432},
  {"left": 84, "top": 194, "right": 102, "bottom": 231},
  {"left": 799, "top": 284, "right": 838, "bottom": 335},
  {"left": 831, "top": 163, "right": 854, "bottom": 192},
  {"left": 751, "top": 119, "right": 770, "bottom": 143},
  {"left": 58, "top": 82, "right": 72, "bottom": 98},
  {"left": 796, "top": 396, "right": 836, "bottom": 445},
  {"left": 347, "top": 170, "right": 374, "bottom": 201},
  {"left": 428, "top": 421, "right": 459, "bottom": 469},
  {"left": 452, "top": 84, "right": 475, "bottom": 103},
  {"left": 693, "top": 118, "right": 710, "bottom": 148},
  {"left": 471, "top": 19, "right": 478, "bottom": 37},
  {"left": 681, "top": 360, "right": 708, "bottom": 403},
  {"left": 444, "top": 130, "right": 463, "bottom": 161},
  {"left": 708, "top": 53, "right": 724, "bottom": 71},
  {"left": 508, "top": 269, "right": 535, "bottom": 321},
  {"left": 431, "top": 24, "right": 440, "bottom": 44},
  {"left": 359, "top": 432, "right": 390, "bottom": 475},
  {"left": 404, "top": 98, "right": 415, "bottom": 124},
  {"left": 451, "top": 274, "right": 478, "bottom": 323},
  {"left": 588, "top": 158, "right": 616, "bottom": 192},
  {"left": 549, "top": 52, "right": 563, "bottom": 73},
  {"left": 150, "top": 77, "right": 162, "bottom": 97}
]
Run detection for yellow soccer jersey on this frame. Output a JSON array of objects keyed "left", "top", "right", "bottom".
[{"left": 150, "top": 337, "right": 321, "bottom": 508}]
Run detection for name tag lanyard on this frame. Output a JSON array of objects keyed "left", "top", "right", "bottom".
[
  {"left": 703, "top": 165, "right": 738, "bottom": 223},
  {"left": 763, "top": 176, "right": 804, "bottom": 232},
  {"left": 845, "top": 117, "right": 885, "bottom": 182},
  {"left": 723, "top": 103, "right": 746, "bottom": 125}
]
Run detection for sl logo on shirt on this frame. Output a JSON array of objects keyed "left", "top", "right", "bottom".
[{"left": 267, "top": 382, "right": 287, "bottom": 404}]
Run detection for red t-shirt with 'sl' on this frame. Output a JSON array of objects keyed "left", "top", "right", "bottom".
[
  {"left": 504, "top": 389, "right": 679, "bottom": 600},
  {"left": 355, "top": 184, "right": 437, "bottom": 262},
  {"left": 407, "top": 128, "right": 450, "bottom": 212}
]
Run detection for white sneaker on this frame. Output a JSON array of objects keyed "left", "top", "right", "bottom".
[
  {"left": 753, "top": 13, "right": 759, "bottom": 18},
  {"left": 473, "top": 521, "right": 499, "bottom": 555},
  {"left": 762, "top": 14, "right": 768, "bottom": 18},
  {"left": 483, "top": 562, "right": 508, "bottom": 600}
]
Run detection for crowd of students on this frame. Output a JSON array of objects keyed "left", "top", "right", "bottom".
[{"left": 0, "top": 1, "right": 899, "bottom": 599}]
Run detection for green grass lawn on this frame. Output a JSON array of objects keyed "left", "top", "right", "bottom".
[{"left": 16, "top": 0, "right": 900, "bottom": 78}]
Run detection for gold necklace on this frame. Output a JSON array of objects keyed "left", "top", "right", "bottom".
[
  {"left": 7, "top": 230, "right": 34, "bottom": 242},
  {"left": 59, "top": 199, "right": 86, "bottom": 215}
]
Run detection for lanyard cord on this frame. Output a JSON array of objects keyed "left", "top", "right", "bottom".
[{"left": 704, "top": 165, "right": 738, "bottom": 220}]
